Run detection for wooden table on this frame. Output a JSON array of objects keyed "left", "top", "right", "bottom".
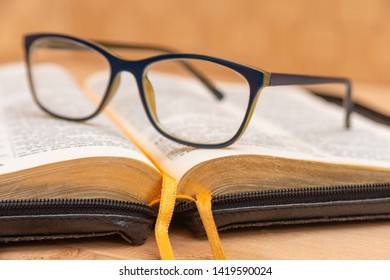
[
  {"left": 1, "top": 220, "right": 390, "bottom": 259},
  {"left": 1, "top": 83, "right": 389, "bottom": 260}
]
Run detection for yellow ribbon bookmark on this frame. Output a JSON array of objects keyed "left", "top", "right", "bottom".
[
  {"left": 195, "top": 192, "right": 227, "bottom": 260},
  {"left": 155, "top": 173, "right": 178, "bottom": 260}
]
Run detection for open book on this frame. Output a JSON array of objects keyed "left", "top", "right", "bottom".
[{"left": 1, "top": 63, "right": 390, "bottom": 258}]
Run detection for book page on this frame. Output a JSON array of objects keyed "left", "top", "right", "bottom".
[
  {"left": 87, "top": 71, "right": 390, "bottom": 179},
  {"left": 0, "top": 63, "right": 153, "bottom": 175}
]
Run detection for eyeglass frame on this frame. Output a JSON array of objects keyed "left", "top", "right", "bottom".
[{"left": 24, "top": 33, "right": 353, "bottom": 149}]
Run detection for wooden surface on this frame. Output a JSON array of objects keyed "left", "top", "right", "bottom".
[
  {"left": 1, "top": 0, "right": 389, "bottom": 260},
  {"left": 2, "top": 220, "right": 390, "bottom": 260},
  {"left": 2, "top": 0, "right": 390, "bottom": 85}
]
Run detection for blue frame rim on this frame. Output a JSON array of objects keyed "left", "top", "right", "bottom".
[{"left": 24, "top": 32, "right": 269, "bottom": 149}]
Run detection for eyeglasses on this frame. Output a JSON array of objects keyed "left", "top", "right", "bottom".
[{"left": 24, "top": 33, "right": 352, "bottom": 149}]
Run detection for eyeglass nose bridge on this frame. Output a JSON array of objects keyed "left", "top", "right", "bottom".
[{"left": 97, "top": 58, "right": 157, "bottom": 120}]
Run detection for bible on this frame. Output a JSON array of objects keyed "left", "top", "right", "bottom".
[{"left": 0, "top": 62, "right": 389, "bottom": 258}]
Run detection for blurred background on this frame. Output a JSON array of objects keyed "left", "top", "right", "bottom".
[{"left": 1, "top": 0, "right": 390, "bottom": 85}]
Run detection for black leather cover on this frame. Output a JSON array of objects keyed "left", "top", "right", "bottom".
[
  {"left": 0, "top": 201, "right": 157, "bottom": 245},
  {"left": 179, "top": 197, "right": 390, "bottom": 236},
  {"left": 0, "top": 214, "right": 155, "bottom": 245}
]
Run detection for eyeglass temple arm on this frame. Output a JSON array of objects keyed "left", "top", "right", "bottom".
[
  {"left": 95, "top": 41, "right": 224, "bottom": 100},
  {"left": 269, "top": 73, "right": 353, "bottom": 128}
]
